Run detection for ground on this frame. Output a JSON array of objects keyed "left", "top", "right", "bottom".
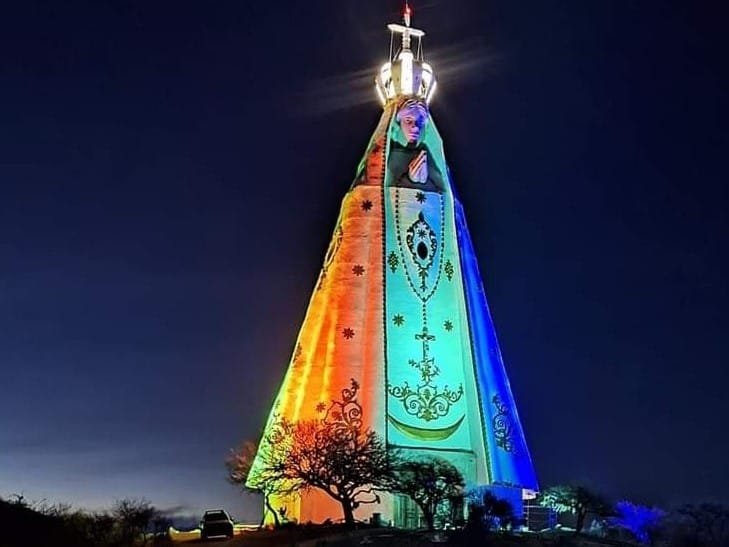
[{"left": 170, "top": 527, "right": 637, "bottom": 547}]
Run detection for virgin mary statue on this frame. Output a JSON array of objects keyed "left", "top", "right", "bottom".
[{"left": 248, "top": 9, "right": 538, "bottom": 526}]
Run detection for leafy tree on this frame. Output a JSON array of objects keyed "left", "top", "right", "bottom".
[
  {"left": 609, "top": 500, "right": 665, "bottom": 544},
  {"left": 244, "top": 379, "right": 395, "bottom": 528},
  {"left": 482, "top": 492, "right": 515, "bottom": 531},
  {"left": 227, "top": 440, "right": 284, "bottom": 528},
  {"left": 465, "top": 487, "right": 515, "bottom": 533},
  {"left": 671, "top": 503, "right": 729, "bottom": 547},
  {"left": 390, "top": 457, "right": 464, "bottom": 530},
  {"left": 446, "top": 491, "right": 466, "bottom": 529},
  {"left": 538, "top": 485, "right": 609, "bottom": 533}
]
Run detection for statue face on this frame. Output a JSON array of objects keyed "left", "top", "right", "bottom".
[{"left": 397, "top": 102, "right": 428, "bottom": 144}]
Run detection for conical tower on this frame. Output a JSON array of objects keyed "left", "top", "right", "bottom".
[{"left": 249, "top": 5, "right": 538, "bottom": 527}]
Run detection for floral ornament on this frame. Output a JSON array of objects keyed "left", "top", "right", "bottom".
[
  {"left": 443, "top": 320, "right": 453, "bottom": 332},
  {"left": 361, "top": 199, "right": 373, "bottom": 212},
  {"left": 388, "top": 327, "right": 463, "bottom": 422},
  {"left": 352, "top": 264, "right": 365, "bottom": 276},
  {"left": 342, "top": 327, "right": 355, "bottom": 340},
  {"left": 492, "top": 394, "right": 517, "bottom": 453},
  {"left": 322, "top": 379, "right": 363, "bottom": 435},
  {"left": 415, "top": 191, "right": 427, "bottom": 204},
  {"left": 393, "top": 314, "right": 405, "bottom": 327}
]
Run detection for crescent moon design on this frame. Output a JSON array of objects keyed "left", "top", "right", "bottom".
[{"left": 388, "top": 413, "right": 465, "bottom": 441}]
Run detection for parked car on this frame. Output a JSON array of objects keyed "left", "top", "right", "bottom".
[{"left": 200, "top": 509, "right": 234, "bottom": 540}]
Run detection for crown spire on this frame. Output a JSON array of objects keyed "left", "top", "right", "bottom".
[{"left": 374, "top": 3, "right": 437, "bottom": 107}]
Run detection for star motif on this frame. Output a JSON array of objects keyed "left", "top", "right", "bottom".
[
  {"left": 417, "top": 228, "right": 427, "bottom": 238},
  {"left": 393, "top": 314, "right": 405, "bottom": 327},
  {"left": 415, "top": 192, "right": 426, "bottom": 203},
  {"left": 352, "top": 264, "right": 365, "bottom": 276},
  {"left": 342, "top": 327, "right": 355, "bottom": 340},
  {"left": 315, "top": 402, "right": 327, "bottom": 413},
  {"left": 361, "top": 200, "right": 373, "bottom": 212},
  {"left": 444, "top": 320, "right": 454, "bottom": 332}
]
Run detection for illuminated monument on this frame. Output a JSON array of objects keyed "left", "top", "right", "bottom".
[{"left": 250, "top": 5, "right": 538, "bottom": 526}]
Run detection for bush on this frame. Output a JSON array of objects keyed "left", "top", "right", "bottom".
[{"left": 0, "top": 495, "right": 166, "bottom": 547}]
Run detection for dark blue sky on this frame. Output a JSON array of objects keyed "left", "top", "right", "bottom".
[{"left": 1, "top": 0, "right": 727, "bottom": 521}]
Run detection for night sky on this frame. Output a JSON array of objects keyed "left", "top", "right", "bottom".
[{"left": 1, "top": 0, "right": 727, "bottom": 522}]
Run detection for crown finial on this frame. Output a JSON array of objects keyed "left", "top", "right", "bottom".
[
  {"left": 404, "top": 1, "right": 412, "bottom": 27},
  {"left": 374, "top": 4, "right": 437, "bottom": 107}
]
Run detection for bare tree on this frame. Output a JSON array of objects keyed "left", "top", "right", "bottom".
[
  {"left": 390, "top": 457, "right": 464, "bottom": 530},
  {"left": 247, "top": 379, "right": 395, "bottom": 528},
  {"left": 675, "top": 503, "right": 729, "bottom": 546},
  {"left": 112, "top": 498, "right": 158, "bottom": 546}
]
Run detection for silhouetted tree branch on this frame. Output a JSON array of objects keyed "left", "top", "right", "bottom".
[
  {"left": 227, "top": 440, "right": 287, "bottom": 528},
  {"left": 240, "top": 379, "right": 395, "bottom": 528}
]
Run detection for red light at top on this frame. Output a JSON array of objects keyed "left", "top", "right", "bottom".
[{"left": 403, "top": 2, "right": 412, "bottom": 26}]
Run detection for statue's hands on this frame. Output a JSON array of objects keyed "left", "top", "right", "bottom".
[{"left": 408, "top": 150, "right": 428, "bottom": 184}]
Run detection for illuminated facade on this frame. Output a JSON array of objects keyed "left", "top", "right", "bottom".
[{"left": 249, "top": 6, "right": 538, "bottom": 526}]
